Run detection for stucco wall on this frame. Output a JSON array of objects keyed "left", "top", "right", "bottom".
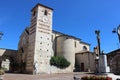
[
  {"left": 75, "top": 41, "right": 90, "bottom": 53},
  {"left": 52, "top": 32, "right": 90, "bottom": 55},
  {"left": 0, "top": 48, "right": 17, "bottom": 60},
  {"left": 0, "top": 48, "right": 17, "bottom": 71},
  {"left": 56, "top": 36, "right": 75, "bottom": 71},
  {"left": 49, "top": 65, "right": 74, "bottom": 73}
]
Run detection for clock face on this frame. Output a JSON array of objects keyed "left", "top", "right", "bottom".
[{"left": 42, "top": 16, "right": 48, "bottom": 23}]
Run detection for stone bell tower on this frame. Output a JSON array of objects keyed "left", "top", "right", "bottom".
[{"left": 26, "top": 3, "right": 53, "bottom": 74}]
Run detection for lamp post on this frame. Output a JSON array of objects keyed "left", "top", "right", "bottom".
[
  {"left": 95, "top": 30, "right": 101, "bottom": 55},
  {"left": 0, "top": 32, "right": 3, "bottom": 68},
  {"left": 0, "top": 32, "right": 3, "bottom": 40},
  {"left": 112, "top": 24, "right": 120, "bottom": 44},
  {"left": 95, "top": 30, "right": 101, "bottom": 74}
]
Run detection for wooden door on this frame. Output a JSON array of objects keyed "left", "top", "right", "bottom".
[{"left": 81, "top": 63, "right": 84, "bottom": 71}]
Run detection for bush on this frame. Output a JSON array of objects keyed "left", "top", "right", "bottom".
[
  {"left": 50, "top": 56, "right": 70, "bottom": 69},
  {"left": 81, "top": 76, "right": 112, "bottom": 80},
  {"left": 0, "top": 69, "right": 5, "bottom": 75}
]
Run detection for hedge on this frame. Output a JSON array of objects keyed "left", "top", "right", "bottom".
[{"left": 50, "top": 56, "right": 70, "bottom": 69}]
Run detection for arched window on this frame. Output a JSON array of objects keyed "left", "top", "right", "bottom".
[{"left": 83, "top": 46, "right": 87, "bottom": 51}]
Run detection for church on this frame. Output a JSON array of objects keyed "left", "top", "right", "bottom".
[
  {"left": 0, "top": 3, "right": 96, "bottom": 74},
  {"left": 17, "top": 3, "right": 96, "bottom": 74}
]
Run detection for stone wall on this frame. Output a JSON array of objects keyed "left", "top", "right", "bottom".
[{"left": 107, "top": 49, "right": 120, "bottom": 75}]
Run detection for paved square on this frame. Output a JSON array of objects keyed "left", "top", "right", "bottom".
[{"left": 4, "top": 72, "right": 92, "bottom": 80}]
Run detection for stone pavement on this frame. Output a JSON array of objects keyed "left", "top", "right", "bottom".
[{"left": 3, "top": 72, "right": 93, "bottom": 80}]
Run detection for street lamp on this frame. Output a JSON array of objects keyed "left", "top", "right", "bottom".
[
  {"left": 112, "top": 24, "right": 120, "bottom": 43},
  {"left": 0, "top": 32, "right": 3, "bottom": 40},
  {"left": 95, "top": 30, "right": 101, "bottom": 74}
]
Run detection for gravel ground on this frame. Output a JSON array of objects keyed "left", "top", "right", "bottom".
[{"left": 3, "top": 72, "right": 93, "bottom": 80}]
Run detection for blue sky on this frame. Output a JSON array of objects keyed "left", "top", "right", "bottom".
[{"left": 0, "top": 0, "right": 120, "bottom": 53}]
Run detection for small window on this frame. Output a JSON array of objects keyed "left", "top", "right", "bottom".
[
  {"left": 33, "top": 11, "right": 36, "bottom": 16},
  {"left": 40, "top": 42, "right": 42, "bottom": 44},
  {"left": 44, "top": 10, "right": 48, "bottom": 16},
  {"left": 74, "top": 41, "right": 76, "bottom": 48},
  {"left": 51, "top": 35, "right": 53, "bottom": 41},
  {"left": 83, "top": 46, "right": 87, "bottom": 51}
]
